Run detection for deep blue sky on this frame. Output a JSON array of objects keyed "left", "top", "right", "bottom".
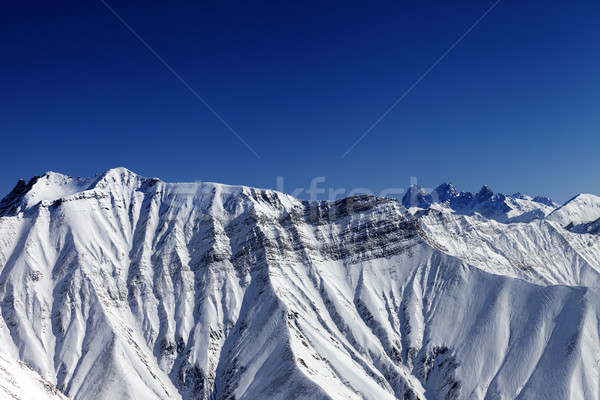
[{"left": 1, "top": 1, "right": 598, "bottom": 203}]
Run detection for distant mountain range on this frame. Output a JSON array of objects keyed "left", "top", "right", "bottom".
[
  {"left": 1, "top": 168, "right": 600, "bottom": 399},
  {"left": 402, "top": 182, "right": 600, "bottom": 227}
]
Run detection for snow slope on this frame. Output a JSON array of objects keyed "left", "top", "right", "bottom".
[
  {"left": 0, "top": 351, "right": 68, "bottom": 400},
  {"left": 0, "top": 168, "right": 599, "bottom": 399},
  {"left": 546, "top": 194, "right": 600, "bottom": 227},
  {"left": 417, "top": 207, "right": 600, "bottom": 286}
]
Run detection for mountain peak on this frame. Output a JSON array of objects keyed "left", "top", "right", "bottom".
[
  {"left": 546, "top": 193, "right": 600, "bottom": 227},
  {"left": 93, "top": 167, "right": 143, "bottom": 189},
  {"left": 400, "top": 182, "right": 562, "bottom": 223},
  {"left": 512, "top": 192, "right": 532, "bottom": 201},
  {"left": 0, "top": 170, "right": 119, "bottom": 216},
  {"left": 41, "top": 170, "right": 72, "bottom": 180},
  {"left": 401, "top": 184, "right": 429, "bottom": 208},
  {"left": 436, "top": 182, "right": 456, "bottom": 191},
  {"left": 0, "top": 178, "right": 36, "bottom": 215},
  {"left": 430, "top": 182, "right": 458, "bottom": 203},
  {"left": 100, "top": 166, "right": 137, "bottom": 179},
  {"left": 532, "top": 195, "right": 556, "bottom": 207},
  {"left": 476, "top": 185, "right": 494, "bottom": 201}
]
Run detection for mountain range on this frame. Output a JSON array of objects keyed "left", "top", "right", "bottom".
[{"left": 1, "top": 168, "right": 600, "bottom": 399}]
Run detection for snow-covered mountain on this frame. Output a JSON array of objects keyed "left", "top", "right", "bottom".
[
  {"left": 1, "top": 168, "right": 600, "bottom": 400},
  {"left": 402, "top": 183, "right": 558, "bottom": 223},
  {"left": 546, "top": 193, "right": 600, "bottom": 227}
]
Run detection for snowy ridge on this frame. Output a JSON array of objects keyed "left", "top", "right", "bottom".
[
  {"left": 0, "top": 168, "right": 600, "bottom": 399},
  {"left": 416, "top": 208, "right": 600, "bottom": 286},
  {"left": 546, "top": 193, "right": 600, "bottom": 227},
  {"left": 402, "top": 182, "right": 559, "bottom": 223}
]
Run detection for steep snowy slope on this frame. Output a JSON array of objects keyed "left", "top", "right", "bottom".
[
  {"left": 0, "top": 351, "right": 68, "bottom": 400},
  {"left": 546, "top": 194, "right": 600, "bottom": 227},
  {"left": 416, "top": 207, "right": 600, "bottom": 286},
  {"left": 1, "top": 168, "right": 600, "bottom": 400}
]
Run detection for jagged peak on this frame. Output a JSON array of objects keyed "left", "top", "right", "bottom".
[
  {"left": 402, "top": 184, "right": 429, "bottom": 208},
  {"left": 0, "top": 178, "right": 36, "bottom": 215},
  {"left": 476, "top": 185, "right": 494, "bottom": 200},
  {"left": 397, "top": 182, "right": 564, "bottom": 224},
  {"left": 8, "top": 178, "right": 28, "bottom": 194},
  {"left": 431, "top": 182, "right": 458, "bottom": 203},
  {"left": 434, "top": 182, "right": 457, "bottom": 192}
]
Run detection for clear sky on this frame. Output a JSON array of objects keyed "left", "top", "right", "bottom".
[{"left": 1, "top": 0, "right": 599, "bottom": 204}]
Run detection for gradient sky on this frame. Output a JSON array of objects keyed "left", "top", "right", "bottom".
[{"left": 1, "top": 0, "right": 599, "bottom": 203}]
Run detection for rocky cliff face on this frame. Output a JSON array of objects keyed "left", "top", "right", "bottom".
[{"left": 1, "top": 168, "right": 600, "bottom": 399}]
